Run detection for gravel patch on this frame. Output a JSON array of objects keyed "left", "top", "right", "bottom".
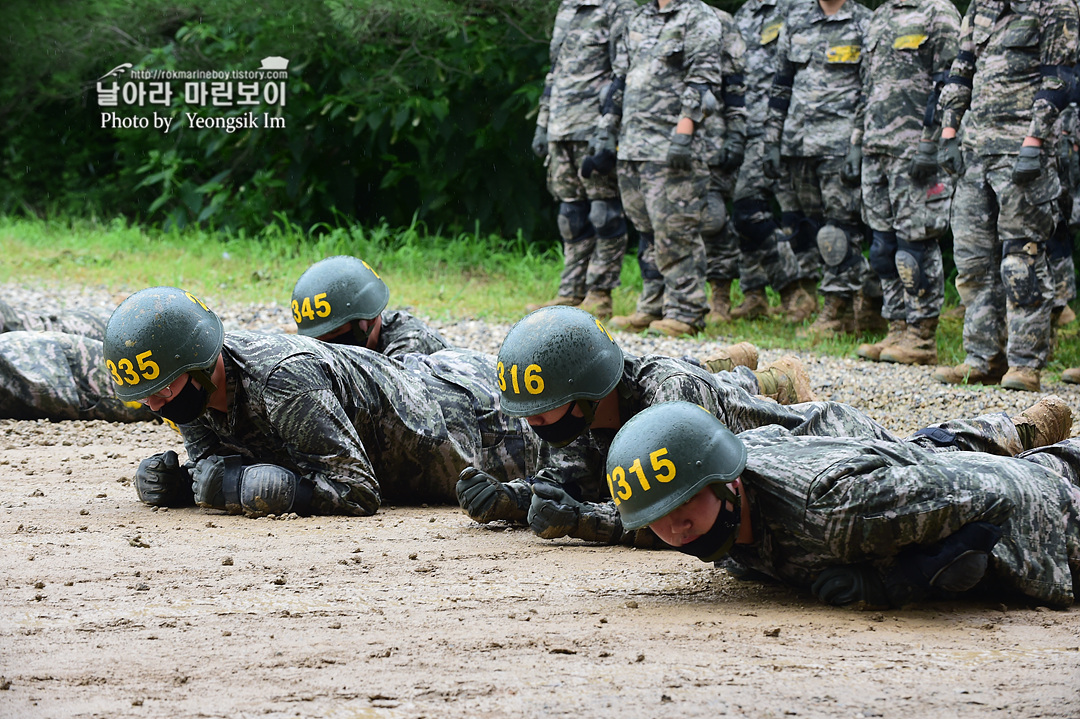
[{"left": 5, "top": 280, "right": 1078, "bottom": 438}]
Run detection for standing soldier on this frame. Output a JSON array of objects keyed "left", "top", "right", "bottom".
[
  {"left": 933, "top": 0, "right": 1080, "bottom": 392},
  {"left": 763, "top": 0, "right": 876, "bottom": 339},
  {"left": 527, "top": 0, "right": 635, "bottom": 320},
  {"left": 604, "top": 0, "right": 733, "bottom": 337},
  {"left": 851, "top": 0, "right": 961, "bottom": 365},
  {"left": 729, "top": 0, "right": 816, "bottom": 323}
]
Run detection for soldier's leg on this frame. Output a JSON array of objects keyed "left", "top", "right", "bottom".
[
  {"left": 817, "top": 156, "right": 869, "bottom": 298},
  {"left": 541, "top": 142, "right": 596, "bottom": 305},
  {"left": 863, "top": 154, "right": 905, "bottom": 324},
  {"left": 702, "top": 168, "right": 738, "bottom": 322},
  {"left": 645, "top": 160, "right": 709, "bottom": 330},
  {"left": 989, "top": 159, "right": 1057, "bottom": 380},
  {"left": 612, "top": 161, "right": 663, "bottom": 328},
  {"left": 583, "top": 162, "right": 627, "bottom": 300},
  {"left": 1048, "top": 221, "right": 1077, "bottom": 321}
]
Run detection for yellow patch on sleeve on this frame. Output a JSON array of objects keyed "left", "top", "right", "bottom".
[
  {"left": 893, "top": 34, "right": 928, "bottom": 49},
  {"left": 826, "top": 45, "right": 861, "bottom": 63},
  {"left": 761, "top": 22, "right": 782, "bottom": 45}
]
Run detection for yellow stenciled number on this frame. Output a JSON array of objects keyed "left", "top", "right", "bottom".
[
  {"left": 497, "top": 361, "right": 506, "bottom": 392},
  {"left": 185, "top": 291, "right": 210, "bottom": 312},
  {"left": 628, "top": 458, "right": 651, "bottom": 492},
  {"left": 136, "top": 350, "right": 160, "bottom": 381},
  {"left": 106, "top": 360, "right": 124, "bottom": 386},
  {"left": 117, "top": 358, "right": 139, "bottom": 385},
  {"left": 313, "top": 292, "right": 331, "bottom": 318},
  {"left": 595, "top": 318, "right": 615, "bottom": 343},
  {"left": 609, "top": 466, "right": 632, "bottom": 502},
  {"left": 650, "top": 447, "right": 676, "bottom": 482},
  {"left": 300, "top": 296, "right": 316, "bottom": 321},
  {"left": 291, "top": 299, "right": 302, "bottom": 323},
  {"left": 523, "top": 364, "right": 544, "bottom": 394},
  {"left": 362, "top": 260, "right": 381, "bottom": 279}
]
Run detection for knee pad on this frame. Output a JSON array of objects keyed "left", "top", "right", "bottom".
[
  {"left": 637, "top": 232, "right": 662, "bottom": 280},
  {"left": 733, "top": 198, "right": 777, "bottom": 250},
  {"left": 1001, "top": 240, "right": 1043, "bottom": 307},
  {"left": 589, "top": 198, "right": 627, "bottom": 240},
  {"left": 816, "top": 223, "right": 859, "bottom": 271},
  {"left": 869, "top": 230, "right": 899, "bottom": 279},
  {"left": 700, "top": 192, "right": 729, "bottom": 236},
  {"left": 1048, "top": 223, "right": 1073, "bottom": 260},
  {"left": 896, "top": 238, "right": 936, "bottom": 297},
  {"left": 231, "top": 463, "right": 311, "bottom": 516},
  {"left": 557, "top": 200, "right": 594, "bottom": 243}
]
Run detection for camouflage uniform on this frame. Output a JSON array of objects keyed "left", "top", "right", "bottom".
[
  {"left": 376, "top": 309, "right": 450, "bottom": 357},
  {"left": 608, "top": 0, "right": 730, "bottom": 327},
  {"left": 534, "top": 356, "right": 1034, "bottom": 545},
  {"left": 177, "top": 332, "right": 540, "bottom": 516},
  {"left": 732, "top": 0, "right": 802, "bottom": 295},
  {"left": 700, "top": 8, "right": 748, "bottom": 288},
  {"left": 765, "top": 0, "right": 873, "bottom": 298},
  {"left": 538, "top": 0, "right": 635, "bottom": 301},
  {"left": 855, "top": 0, "right": 959, "bottom": 323},
  {"left": 938, "top": 0, "right": 1080, "bottom": 374},
  {"left": 0, "top": 299, "right": 112, "bottom": 340},
  {"left": 0, "top": 332, "right": 155, "bottom": 422},
  {"left": 729, "top": 427, "right": 1080, "bottom": 607},
  {"left": 1052, "top": 101, "right": 1079, "bottom": 316}
]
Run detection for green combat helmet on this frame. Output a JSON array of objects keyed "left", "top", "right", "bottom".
[
  {"left": 103, "top": 286, "right": 223, "bottom": 402},
  {"left": 291, "top": 255, "right": 390, "bottom": 338},
  {"left": 496, "top": 305, "right": 623, "bottom": 418},
  {"left": 606, "top": 401, "right": 745, "bottom": 532}
]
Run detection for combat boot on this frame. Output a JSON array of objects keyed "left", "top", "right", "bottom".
[
  {"left": 702, "top": 342, "right": 759, "bottom": 373},
  {"left": 731, "top": 288, "right": 770, "bottom": 320},
  {"left": 525, "top": 295, "right": 583, "bottom": 313},
  {"left": 706, "top": 280, "right": 733, "bottom": 324},
  {"left": 1053, "top": 304, "right": 1076, "bottom": 327},
  {"left": 1063, "top": 367, "right": 1080, "bottom": 384},
  {"left": 1001, "top": 366, "right": 1041, "bottom": 392},
  {"left": 753, "top": 356, "right": 816, "bottom": 404},
  {"left": 932, "top": 361, "right": 1006, "bottom": 386},
  {"left": 1011, "top": 395, "right": 1073, "bottom": 451},
  {"left": 609, "top": 311, "right": 661, "bottom": 333},
  {"left": 880, "top": 317, "right": 939, "bottom": 365},
  {"left": 578, "top": 289, "right": 612, "bottom": 320},
  {"left": 854, "top": 291, "right": 889, "bottom": 335},
  {"left": 942, "top": 304, "right": 966, "bottom": 320},
  {"left": 856, "top": 320, "right": 907, "bottom": 362},
  {"left": 797, "top": 293, "right": 854, "bottom": 340},
  {"left": 649, "top": 318, "right": 701, "bottom": 337},
  {"left": 777, "top": 278, "right": 817, "bottom": 324}
]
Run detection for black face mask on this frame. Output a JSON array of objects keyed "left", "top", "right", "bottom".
[
  {"left": 155, "top": 379, "right": 210, "bottom": 425},
  {"left": 327, "top": 329, "right": 361, "bottom": 347},
  {"left": 531, "top": 402, "right": 590, "bottom": 448},
  {"left": 675, "top": 502, "right": 741, "bottom": 563}
]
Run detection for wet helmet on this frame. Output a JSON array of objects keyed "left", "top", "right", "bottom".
[
  {"left": 495, "top": 306, "right": 623, "bottom": 418},
  {"left": 605, "top": 401, "right": 746, "bottom": 530},
  {"left": 103, "top": 287, "right": 223, "bottom": 401},
  {"left": 291, "top": 255, "right": 389, "bottom": 337}
]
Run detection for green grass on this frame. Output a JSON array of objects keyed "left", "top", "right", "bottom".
[{"left": 1, "top": 215, "right": 1076, "bottom": 372}]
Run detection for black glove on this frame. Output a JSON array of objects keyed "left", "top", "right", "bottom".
[
  {"left": 191, "top": 454, "right": 243, "bottom": 512},
  {"left": 812, "top": 565, "right": 890, "bottom": 607},
  {"left": 841, "top": 144, "right": 862, "bottom": 187},
  {"left": 909, "top": 140, "right": 939, "bottom": 181},
  {"left": 581, "top": 149, "right": 616, "bottom": 178},
  {"left": 528, "top": 482, "right": 583, "bottom": 539},
  {"left": 666, "top": 131, "right": 694, "bottom": 172},
  {"left": 1011, "top": 145, "right": 1042, "bottom": 185},
  {"left": 716, "top": 133, "right": 746, "bottom": 173},
  {"left": 134, "top": 450, "right": 195, "bottom": 507},
  {"left": 937, "top": 134, "right": 964, "bottom": 177},
  {"left": 455, "top": 467, "right": 530, "bottom": 523},
  {"left": 587, "top": 129, "right": 615, "bottom": 158},
  {"left": 884, "top": 521, "right": 1004, "bottom": 606},
  {"left": 531, "top": 126, "right": 548, "bottom": 159},
  {"left": 763, "top": 143, "right": 783, "bottom": 180}
]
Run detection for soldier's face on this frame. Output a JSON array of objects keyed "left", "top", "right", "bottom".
[
  {"left": 648, "top": 488, "right": 722, "bottom": 547},
  {"left": 141, "top": 373, "right": 189, "bottom": 412},
  {"left": 526, "top": 402, "right": 582, "bottom": 427}
]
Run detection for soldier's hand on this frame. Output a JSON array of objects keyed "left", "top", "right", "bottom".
[
  {"left": 456, "top": 467, "right": 527, "bottom": 523},
  {"left": 191, "top": 455, "right": 228, "bottom": 510},
  {"left": 717, "top": 135, "right": 745, "bottom": 173},
  {"left": 762, "top": 144, "right": 783, "bottom": 180},
  {"left": 909, "top": 140, "right": 939, "bottom": 181},
  {"left": 841, "top": 144, "right": 862, "bottom": 187},
  {"left": 666, "top": 132, "right": 694, "bottom": 172},
  {"left": 937, "top": 135, "right": 964, "bottom": 177},
  {"left": 581, "top": 149, "right": 616, "bottom": 179},
  {"left": 587, "top": 129, "right": 615, "bottom": 158},
  {"left": 811, "top": 565, "right": 890, "bottom": 607},
  {"left": 134, "top": 450, "right": 194, "bottom": 507},
  {"left": 1011, "top": 145, "right": 1042, "bottom": 185},
  {"left": 527, "top": 482, "right": 582, "bottom": 539},
  {"left": 531, "top": 126, "right": 548, "bottom": 159}
]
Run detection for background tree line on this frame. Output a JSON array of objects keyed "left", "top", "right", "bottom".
[{"left": 0, "top": 0, "right": 977, "bottom": 244}]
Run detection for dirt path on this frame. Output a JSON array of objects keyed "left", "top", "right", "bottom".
[{"left": 1, "top": 419, "right": 1078, "bottom": 719}]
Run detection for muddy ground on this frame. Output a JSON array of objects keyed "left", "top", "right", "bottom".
[{"left": 1, "top": 417, "right": 1078, "bottom": 719}]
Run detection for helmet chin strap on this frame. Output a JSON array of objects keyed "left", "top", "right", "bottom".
[{"left": 188, "top": 359, "right": 219, "bottom": 401}]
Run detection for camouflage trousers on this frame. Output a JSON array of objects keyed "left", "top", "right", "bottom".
[
  {"left": 731, "top": 136, "right": 801, "bottom": 293},
  {"left": 702, "top": 166, "right": 739, "bottom": 283},
  {"left": 546, "top": 140, "right": 626, "bottom": 298},
  {"left": 618, "top": 160, "right": 709, "bottom": 325},
  {"left": 1049, "top": 228, "right": 1076, "bottom": 309},
  {"left": 0, "top": 331, "right": 156, "bottom": 422},
  {"left": 952, "top": 151, "right": 1058, "bottom": 370},
  {"left": 0, "top": 300, "right": 111, "bottom": 340},
  {"left": 862, "top": 153, "right": 949, "bottom": 322},
  {"left": 776, "top": 155, "right": 868, "bottom": 296}
]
